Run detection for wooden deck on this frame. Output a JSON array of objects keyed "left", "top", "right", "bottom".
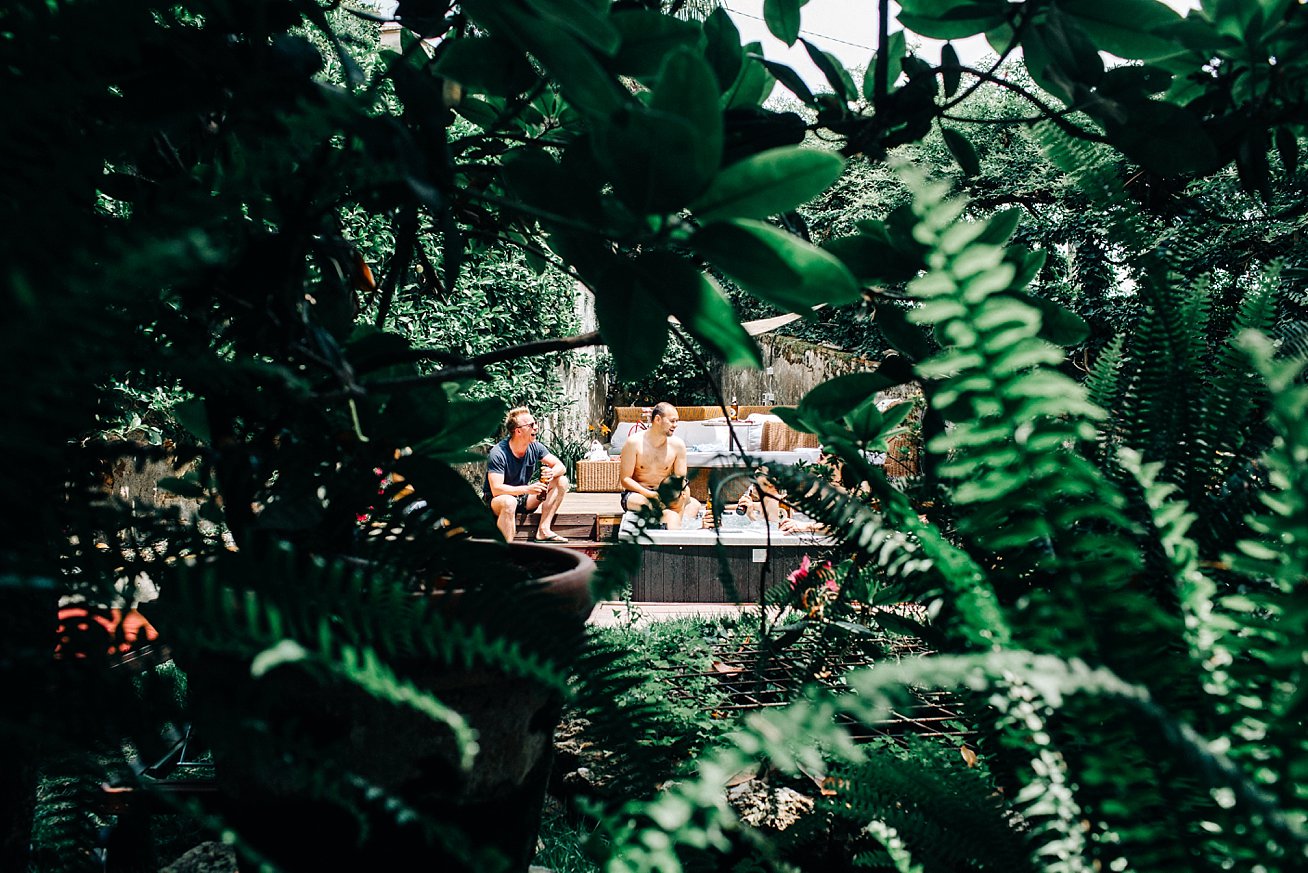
[{"left": 510, "top": 492, "right": 624, "bottom": 545}]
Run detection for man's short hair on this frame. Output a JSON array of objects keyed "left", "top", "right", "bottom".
[
  {"left": 504, "top": 406, "right": 531, "bottom": 436},
  {"left": 651, "top": 401, "right": 676, "bottom": 421}
]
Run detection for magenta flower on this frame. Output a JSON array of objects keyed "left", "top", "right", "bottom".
[{"left": 787, "top": 555, "right": 813, "bottom": 589}]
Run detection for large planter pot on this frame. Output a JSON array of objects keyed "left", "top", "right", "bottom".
[{"left": 182, "top": 541, "right": 596, "bottom": 873}]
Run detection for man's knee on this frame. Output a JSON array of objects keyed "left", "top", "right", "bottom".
[
  {"left": 490, "top": 496, "right": 517, "bottom": 517},
  {"left": 549, "top": 474, "right": 569, "bottom": 494}
]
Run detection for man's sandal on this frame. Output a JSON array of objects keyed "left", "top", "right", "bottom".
[{"left": 535, "top": 533, "right": 569, "bottom": 543}]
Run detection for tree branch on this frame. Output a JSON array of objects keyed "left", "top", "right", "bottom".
[
  {"left": 469, "top": 330, "right": 603, "bottom": 367},
  {"left": 951, "top": 66, "right": 1111, "bottom": 144},
  {"left": 375, "top": 205, "right": 417, "bottom": 328},
  {"left": 355, "top": 330, "right": 606, "bottom": 393}
]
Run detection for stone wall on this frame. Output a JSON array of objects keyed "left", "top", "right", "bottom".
[
  {"left": 538, "top": 284, "right": 608, "bottom": 449},
  {"left": 719, "top": 335, "right": 914, "bottom": 408}
]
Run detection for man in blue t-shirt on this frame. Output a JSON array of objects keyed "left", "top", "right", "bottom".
[{"left": 485, "top": 406, "right": 570, "bottom": 542}]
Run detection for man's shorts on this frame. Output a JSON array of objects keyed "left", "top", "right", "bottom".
[
  {"left": 622, "top": 491, "right": 669, "bottom": 513},
  {"left": 487, "top": 493, "right": 531, "bottom": 514}
]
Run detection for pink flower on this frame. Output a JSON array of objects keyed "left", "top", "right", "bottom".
[{"left": 787, "top": 555, "right": 813, "bottom": 589}]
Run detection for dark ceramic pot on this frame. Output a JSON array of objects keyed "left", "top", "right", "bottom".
[{"left": 185, "top": 542, "right": 596, "bottom": 873}]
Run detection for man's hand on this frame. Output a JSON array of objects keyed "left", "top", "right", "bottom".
[{"left": 528, "top": 481, "right": 548, "bottom": 496}]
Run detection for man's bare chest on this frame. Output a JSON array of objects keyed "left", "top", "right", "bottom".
[{"left": 635, "top": 442, "right": 675, "bottom": 471}]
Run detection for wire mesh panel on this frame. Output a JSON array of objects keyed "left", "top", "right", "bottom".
[{"left": 656, "top": 632, "right": 974, "bottom": 745}]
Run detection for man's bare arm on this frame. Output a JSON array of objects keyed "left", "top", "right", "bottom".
[
  {"left": 541, "top": 453, "right": 566, "bottom": 477},
  {"left": 672, "top": 438, "right": 688, "bottom": 479},
  {"left": 488, "top": 470, "right": 541, "bottom": 498}
]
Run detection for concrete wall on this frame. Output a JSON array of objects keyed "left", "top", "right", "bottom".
[
  {"left": 719, "top": 335, "right": 915, "bottom": 408},
  {"left": 495, "top": 317, "right": 916, "bottom": 459},
  {"left": 539, "top": 284, "right": 608, "bottom": 449}
]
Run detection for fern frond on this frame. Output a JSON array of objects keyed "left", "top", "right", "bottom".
[
  {"left": 1084, "top": 332, "right": 1126, "bottom": 416},
  {"left": 1223, "top": 333, "right": 1308, "bottom": 825},
  {"left": 30, "top": 773, "right": 104, "bottom": 873},
  {"left": 840, "top": 653, "right": 1308, "bottom": 863},
  {"left": 896, "top": 163, "right": 1155, "bottom": 665},
  {"left": 822, "top": 740, "right": 1037, "bottom": 873},
  {"left": 861, "top": 821, "right": 924, "bottom": 873},
  {"left": 1115, "top": 448, "right": 1225, "bottom": 705},
  {"left": 764, "top": 463, "right": 1007, "bottom": 648}
]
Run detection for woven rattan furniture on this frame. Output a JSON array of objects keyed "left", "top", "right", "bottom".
[{"left": 575, "top": 458, "right": 622, "bottom": 493}]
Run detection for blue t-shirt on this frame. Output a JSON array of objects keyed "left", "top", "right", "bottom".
[{"left": 484, "top": 438, "right": 549, "bottom": 500}]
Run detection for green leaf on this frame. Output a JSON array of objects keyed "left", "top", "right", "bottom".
[
  {"left": 591, "top": 105, "right": 705, "bottom": 214},
  {"left": 172, "top": 399, "right": 211, "bottom": 444},
  {"left": 1021, "top": 12, "right": 1103, "bottom": 102},
  {"left": 764, "top": 0, "right": 802, "bottom": 45},
  {"left": 432, "top": 37, "right": 537, "bottom": 96},
  {"left": 846, "top": 397, "right": 913, "bottom": 446},
  {"left": 595, "top": 281, "right": 670, "bottom": 380},
  {"left": 863, "top": 29, "right": 905, "bottom": 101},
  {"left": 691, "top": 219, "right": 860, "bottom": 312},
  {"left": 635, "top": 252, "right": 762, "bottom": 369},
  {"left": 413, "top": 396, "right": 505, "bottom": 458},
  {"left": 759, "top": 58, "right": 816, "bottom": 106},
  {"left": 562, "top": 248, "right": 673, "bottom": 380},
  {"left": 1276, "top": 127, "right": 1300, "bottom": 177},
  {"left": 1101, "top": 99, "right": 1218, "bottom": 175},
  {"left": 1059, "top": 0, "right": 1185, "bottom": 60},
  {"left": 1237, "top": 131, "right": 1272, "bottom": 202},
  {"left": 976, "top": 207, "right": 1021, "bottom": 246},
  {"left": 251, "top": 640, "right": 310, "bottom": 678},
  {"left": 501, "top": 148, "right": 569, "bottom": 213},
  {"left": 454, "top": 95, "right": 502, "bottom": 128},
  {"left": 651, "top": 46, "right": 723, "bottom": 196},
  {"left": 1098, "top": 64, "right": 1172, "bottom": 97},
  {"left": 609, "top": 10, "right": 704, "bottom": 79},
  {"left": 691, "top": 147, "right": 844, "bottom": 224},
  {"left": 725, "top": 46, "right": 776, "bottom": 109},
  {"left": 897, "top": 0, "right": 1008, "bottom": 39},
  {"left": 158, "top": 477, "right": 205, "bottom": 499},
  {"left": 1010, "top": 248, "right": 1046, "bottom": 290},
  {"left": 460, "top": 0, "right": 625, "bottom": 115},
  {"left": 941, "top": 128, "right": 981, "bottom": 176},
  {"left": 876, "top": 303, "right": 933, "bottom": 361},
  {"left": 941, "top": 42, "right": 962, "bottom": 97},
  {"left": 524, "top": 0, "right": 621, "bottom": 56},
  {"left": 800, "top": 372, "right": 900, "bottom": 421},
  {"left": 999, "top": 291, "right": 1091, "bottom": 347},
  {"left": 704, "top": 7, "right": 744, "bottom": 92},
  {"left": 824, "top": 222, "right": 925, "bottom": 285},
  {"left": 801, "top": 40, "right": 857, "bottom": 103},
  {"left": 393, "top": 455, "right": 501, "bottom": 538}
]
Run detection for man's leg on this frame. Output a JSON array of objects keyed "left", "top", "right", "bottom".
[
  {"left": 490, "top": 495, "right": 520, "bottom": 541},
  {"left": 536, "top": 474, "right": 569, "bottom": 539}
]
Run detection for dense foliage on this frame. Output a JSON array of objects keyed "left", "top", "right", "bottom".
[{"left": 2, "top": 0, "right": 1306, "bottom": 871}]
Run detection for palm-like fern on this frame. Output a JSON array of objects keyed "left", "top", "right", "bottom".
[{"left": 592, "top": 165, "right": 1308, "bottom": 872}]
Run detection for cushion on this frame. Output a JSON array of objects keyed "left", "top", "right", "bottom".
[
  {"left": 743, "top": 413, "right": 776, "bottom": 452},
  {"left": 674, "top": 421, "right": 721, "bottom": 449},
  {"left": 609, "top": 420, "right": 649, "bottom": 454}
]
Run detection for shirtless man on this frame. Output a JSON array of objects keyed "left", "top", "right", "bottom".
[{"left": 618, "top": 402, "right": 702, "bottom": 529}]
